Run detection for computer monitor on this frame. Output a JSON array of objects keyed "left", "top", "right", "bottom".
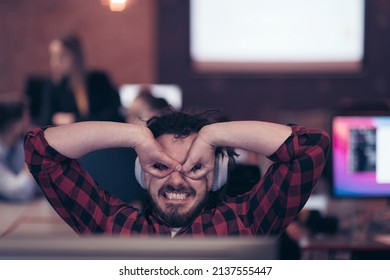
[
  {"left": 0, "top": 236, "right": 279, "bottom": 260},
  {"left": 332, "top": 115, "right": 390, "bottom": 198}
]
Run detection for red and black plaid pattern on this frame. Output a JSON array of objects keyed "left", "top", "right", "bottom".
[{"left": 24, "top": 125, "right": 329, "bottom": 237}]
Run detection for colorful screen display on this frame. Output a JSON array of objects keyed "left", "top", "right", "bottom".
[{"left": 332, "top": 116, "right": 390, "bottom": 197}]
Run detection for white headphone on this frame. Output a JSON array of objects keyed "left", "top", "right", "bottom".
[{"left": 134, "top": 151, "right": 229, "bottom": 191}]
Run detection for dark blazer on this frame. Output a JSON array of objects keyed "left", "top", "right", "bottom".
[{"left": 39, "top": 70, "right": 123, "bottom": 125}]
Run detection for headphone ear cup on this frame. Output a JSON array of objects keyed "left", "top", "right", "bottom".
[
  {"left": 211, "top": 151, "right": 229, "bottom": 191},
  {"left": 134, "top": 157, "right": 147, "bottom": 190}
]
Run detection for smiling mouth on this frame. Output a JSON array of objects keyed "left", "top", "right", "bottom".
[{"left": 163, "top": 192, "right": 190, "bottom": 200}]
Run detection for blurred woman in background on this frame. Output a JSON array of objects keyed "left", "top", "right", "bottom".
[{"left": 41, "top": 34, "right": 123, "bottom": 126}]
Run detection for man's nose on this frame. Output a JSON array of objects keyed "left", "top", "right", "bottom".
[{"left": 168, "top": 170, "right": 187, "bottom": 186}]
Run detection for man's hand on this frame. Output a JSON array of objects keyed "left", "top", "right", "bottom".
[
  {"left": 181, "top": 121, "right": 292, "bottom": 189},
  {"left": 44, "top": 121, "right": 181, "bottom": 177},
  {"left": 182, "top": 127, "right": 215, "bottom": 189},
  {"left": 134, "top": 129, "right": 182, "bottom": 178}
]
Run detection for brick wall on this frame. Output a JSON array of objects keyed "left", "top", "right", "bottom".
[{"left": 0, "top": 0, "right": 156, "bottom": 95}]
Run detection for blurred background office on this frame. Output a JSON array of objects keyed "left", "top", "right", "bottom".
[
  {"left": 1, "top": 0, "right": 388, "bottom": 120},
  {"left": 0, "top": 97, "right": 40, "bottom": 202},
  {"left": 1, "top": 0, "right": 390, "bottom": 259}
]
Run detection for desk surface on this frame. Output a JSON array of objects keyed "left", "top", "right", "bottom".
[
  {"left": 2, "top": 198, "right": 389, "bottom": 260},
  {"left": 0, "top": 200, "right": 278, "bottom": 260},
  {"left": 0, "top": 199, "right": 75, "bottom": 238},
  {"left": 301, "top": 234, "right": 390, "bottom": 252},
  {"left": 299, "top": 232, "right": 390, "bottom": 260}
]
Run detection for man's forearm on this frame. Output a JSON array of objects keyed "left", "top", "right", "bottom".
[
  {"left": 44, "top": 122, "right": 149, "bottom": 159},
  {"left": 201, "top": 121, "right": 292, "bottom": 156}
]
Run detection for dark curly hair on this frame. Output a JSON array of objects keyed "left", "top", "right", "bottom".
[{"left": 147, "top": 109, "right": 215, "bottom": 138}]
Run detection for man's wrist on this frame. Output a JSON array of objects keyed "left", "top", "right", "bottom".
[
  {"left": 130, "top": 124, "right": 154, "bottom": 149},
  {"left": 199, "top": 124, "right": 219, "bottom": 148}
]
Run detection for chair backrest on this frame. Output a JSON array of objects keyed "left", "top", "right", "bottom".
[
  {"left": 79, "top": 148, "right": 146, "bottom": 203},
  {"left": 227, "top": 163, "right": 261, "bottom": 197}
]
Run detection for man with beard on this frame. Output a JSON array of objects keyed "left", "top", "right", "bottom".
[{"left": 24, "top": 110, "right": 329, "bottom": 237}]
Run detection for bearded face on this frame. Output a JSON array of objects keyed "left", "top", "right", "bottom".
[{"left": 145, "top": 134, "right": 211, "bottom": 227}]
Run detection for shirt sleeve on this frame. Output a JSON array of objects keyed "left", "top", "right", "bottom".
[
  {"left": 229, "top": 125, "right": 330, "bottom": 235},
  {"left": 24, "top": 127, "right": 138, "bottom": 234}
]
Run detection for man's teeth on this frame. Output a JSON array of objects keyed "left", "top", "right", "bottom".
[{"left": 164, "top": 192, "right": 188, "bottom": 200}]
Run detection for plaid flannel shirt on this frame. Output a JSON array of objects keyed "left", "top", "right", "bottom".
[{"left": 24, "top": 125, "right": 329, "bottom": 237}]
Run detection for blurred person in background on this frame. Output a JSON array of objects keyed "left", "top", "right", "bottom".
[
  {"left": 125, "top": 86, "right": 170, "bottom": 125},
  {"left": 41, "top": 34, "right": 123, "bottom": 126},
  {"left": 0, "top": 97, "right": 39, "bottom": 202}
]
